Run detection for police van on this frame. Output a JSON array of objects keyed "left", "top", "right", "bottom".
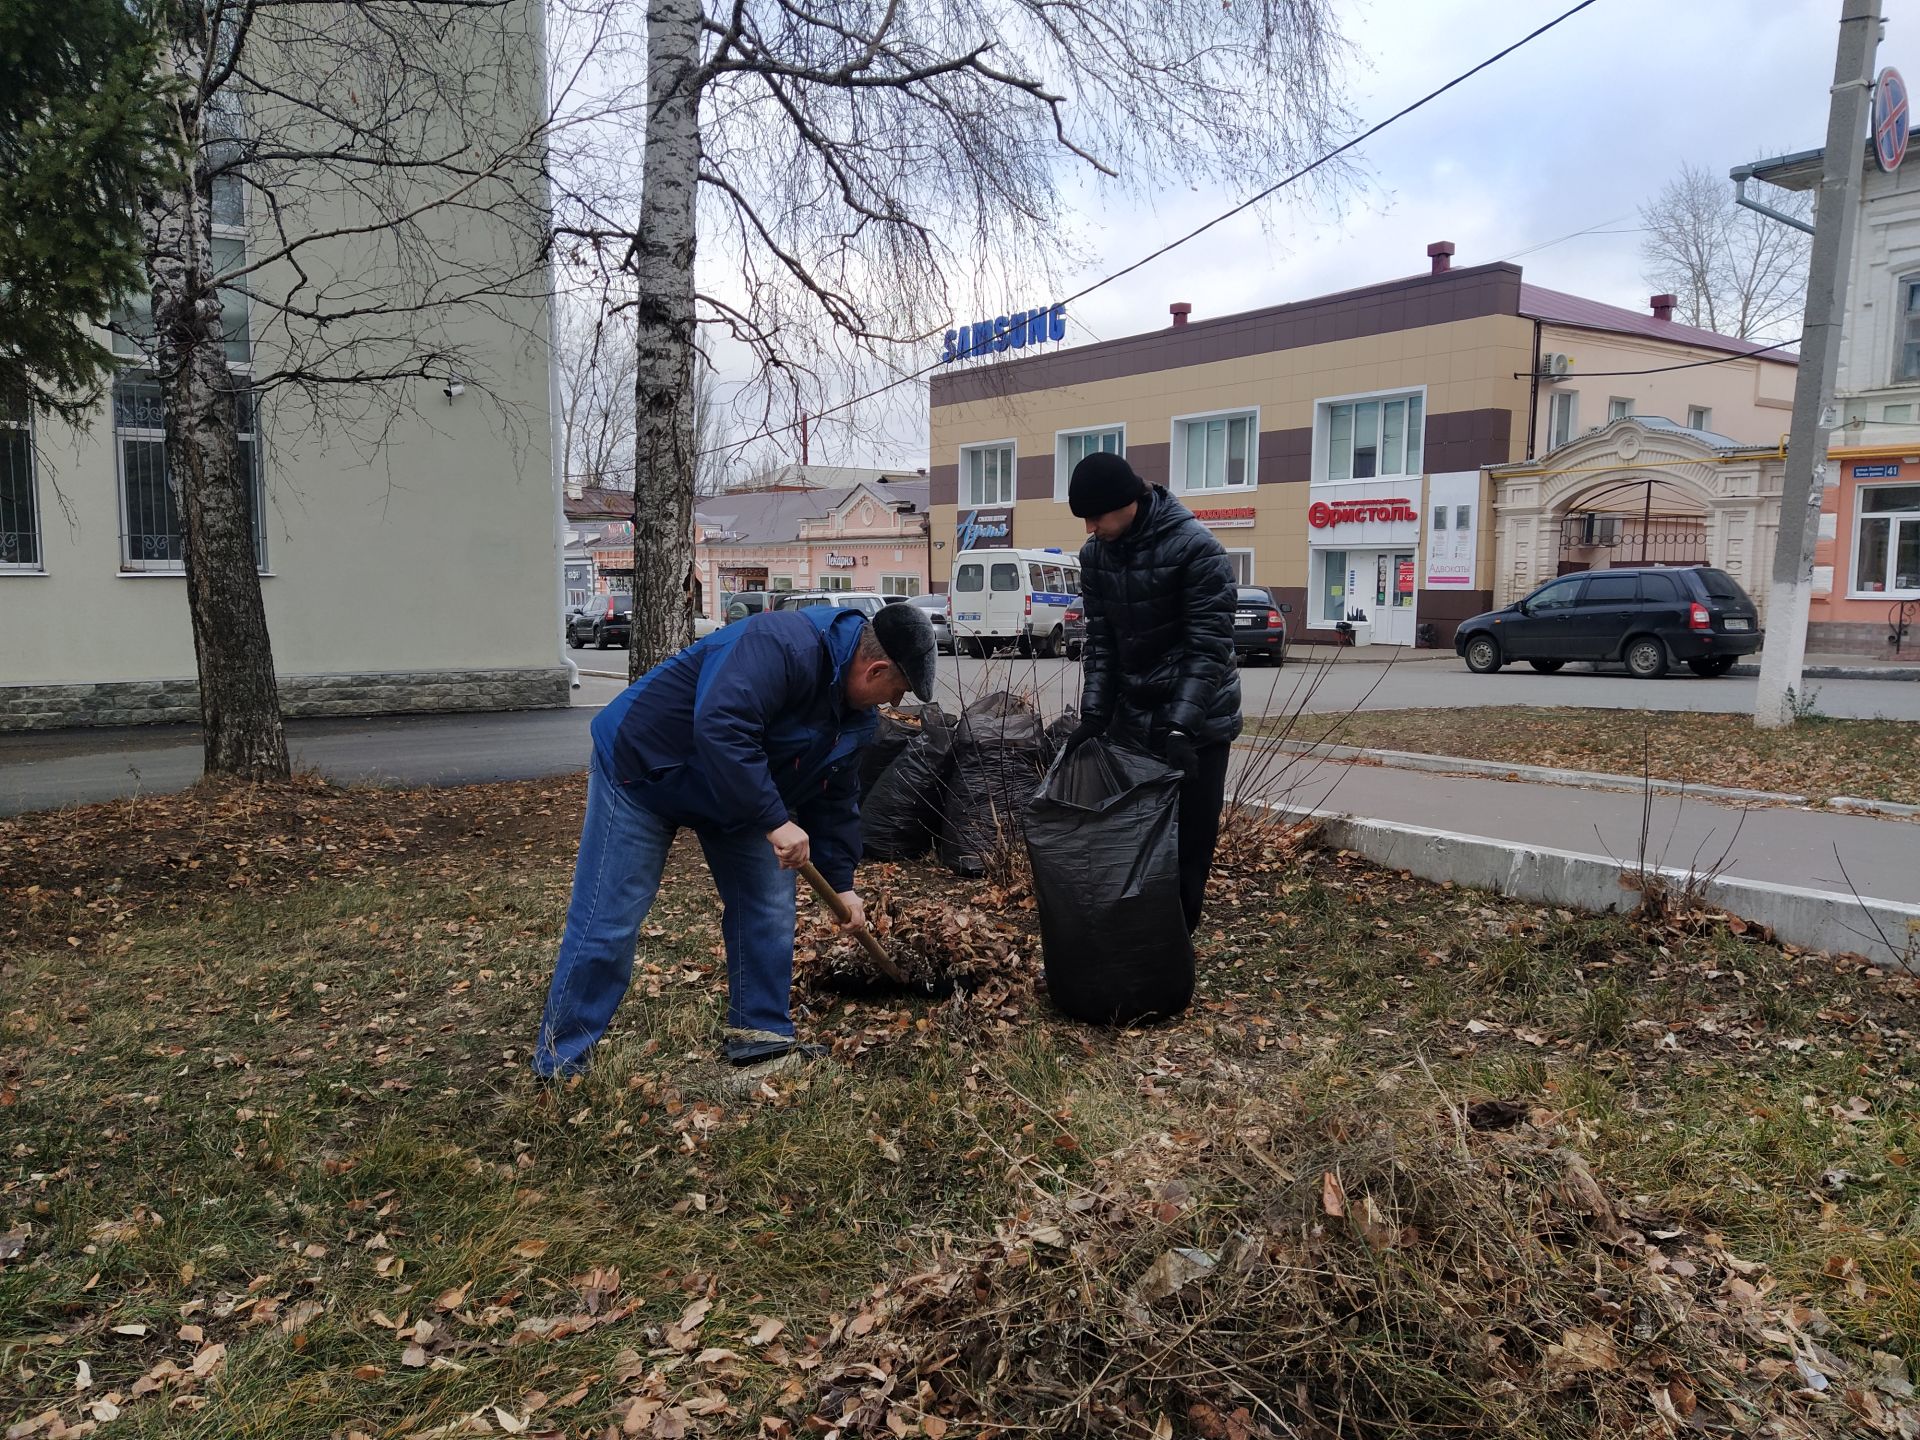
[{"left": 949, "top": 547, "right": 1082, "bottom": 658}]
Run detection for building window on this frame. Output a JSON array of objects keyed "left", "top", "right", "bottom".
[
  {"left": 1885, "top": 404, "right": 1914, "bottom": 423},
  {"left": 1325, "top": 393, "right": 1421, "bottom": 481},
  {"left": 769, "top": 575, "right": 793, "bottom": 590},
  {"left": 1687, "top": 405, "right": 1712, "bottom": 430},
  {"left": 880, "top": 574, "right": 919, "bottom": 596},
  {"left": 1852, "top": 484, "right": 1920, "bottom": 595},
  {"left": 818, "top": 573, "right": 852, "bottom": 592},
  {"left": 1224, "top": 549, "right": 1255, "bottom": 585},
  {"left": 961, "top": 441, "right": 1014, "bottom": 506},
  {"left": 1176, "top": 410, "right": 1256, "bottom": 491},
  {"left": 1317, "top": 548, "right": 1348, "bottom": 624},
  {"left": 1055, "top": 425, "right": 1123, "bottom": 498},
  {"left": 1, "top": 393, "right": 40, "bottom": 571},
  {"left": 1608, "top": 397, "right": 1633, "bottom": 422},
  {"left": 1547, "top": 391, "right": 1577, "bottom": 449},
  {"left": 1897, "top": 274, "right": 1920, "bottom": 381},
  {"left": 113, "top": 374, "right": 266, "bottom": 573}
]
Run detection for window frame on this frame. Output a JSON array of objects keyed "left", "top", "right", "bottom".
[
  {"left": 0, "top": 395, "right": 42, "bottom": 573},
  {"left": 1315, "top": 387, "right": 1427, "bottom": 484},
  {"left": 1896, "top": 271, "right": 1920, "bottom": 383},
  {"left": 818, "top": 573, "right": 853, "bottom": 592},
  {"left": 879, "top": 574, "right": 920, "bottom": 597},
  {"left": 112, "top": 373, "right": 267, "bottom": 574},
  {"left": 1053, "top": 424, "right": 1126, "bottom": 501},
  {"left": 1849, "top": 484, "right": 1920, "bottom": 598},
  {"left": 1607, "top": 397, "right": 1634, "bottom": 423},
  {"left": 1223, "top": 548, "right": 1255, "bottom": 586},
  {"left": 1686, "top": 405, "right": 1712, "bottom": 431},
  {"left": 958, "top": 438, "right": 1016, "bottom": 508},
  {"left": 1547, "top": 391, "right": 1578, "bottom": 449},
  {"left": 1170, "top": 405, "right": 1259, "bottom": 494}
]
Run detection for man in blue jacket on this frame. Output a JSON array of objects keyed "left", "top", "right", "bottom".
[{"left": 533, "top": 601, "right": 937, "bottom": 1078}]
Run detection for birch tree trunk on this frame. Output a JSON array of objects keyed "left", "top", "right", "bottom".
[
  {"left": 626, "top": 0, "right": 702, "bottom": 679},
  {"left": 142, "top": 24, "right": 289, "bottom": 780}
]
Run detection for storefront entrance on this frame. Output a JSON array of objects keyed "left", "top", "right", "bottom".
[{"left": 1315, "top": 547, "right": 1418, "bottom": 646}]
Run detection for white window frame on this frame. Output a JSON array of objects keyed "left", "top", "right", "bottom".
[
  {"left": 958, "top": 438, "right": 1016, "bottom": 507},
  {"left": 1607, "top": 397, "right": 1634, "bottom": 423},
  {"left": 1171, "top": 406, "right": 1259, "bottom": 494},
  {"left": 1053, "top": 424, "right": 1126, "bottom": 500},
  {"left": 1313, "top": 387, "right": 1427, "bottom": 484},
  {"left": 113, "top": 374, "right": 267, "bottom": 574},
  {"left": 818, "top": 573, "right": 853, "bottom": 592},
  {"left": 1, "top": 396, "right": 41, "bottom": 573},
  {"left": 879, "top": 574, "right": 920, "bottom": 596},
  {"left": 1686, "top": 405, "right": 1712, "bottom": 431},
  {"left": 769, "top": 575, "right": 794, "bottom": 590},
  {"left": 1547, "top": 390, "right": 1578, "bottom": 450},
  {"left": 1223, "top": 548, "right": 1255, "bottom": 585},
  {"left": 1896, "top": 272, "right": 1920, "bottom": 383},
  {"left": 1849, "top": 485, "right": 1920, "bottom": 598}
]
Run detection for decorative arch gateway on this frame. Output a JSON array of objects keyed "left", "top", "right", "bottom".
[{"left": 1486, "top": 419, "right": 1785, "bottom": 620}]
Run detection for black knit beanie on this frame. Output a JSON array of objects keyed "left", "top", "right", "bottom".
[{"left": 1068, "top": 451, "right": 1147, "bottom": 519}]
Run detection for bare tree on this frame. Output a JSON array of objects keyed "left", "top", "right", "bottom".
[
  {"left": 125, "top": 0, "right": 554, "bottom": 778},
  {"left": 1640, "top": 161, "right": 1810, "bottom": 341},
  {"left": 550, "top": 0, "right": 1350, "bottom": 677}
]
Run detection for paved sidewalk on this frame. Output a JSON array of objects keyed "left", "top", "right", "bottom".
[{"left": 1235, "top": 749, "right": 1918, "bottom": 908}]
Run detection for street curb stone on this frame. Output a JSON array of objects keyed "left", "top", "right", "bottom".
[
  {"left": 1728, "top": 662, "right": 1920, "bottom": 681},
  {"left": 1257, "top": 802, "right": 1920, "bottom": 972}
]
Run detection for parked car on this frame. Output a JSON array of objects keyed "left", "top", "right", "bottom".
[
  {"left": 1454, "top": 565, "right": 1761, "bottom": 678},
  {"left": 1232, "top": 585, "right": 1290, "bottom": 665},
  {"left": 724, "top": 591, "right": 772, "bottom": 623},
  {"left": 1061, "top": 601, "right": 1086, "bottom": 660},
  {"left": 771, "top": 590, "right": 889, "bottom": 618},
  {"left": 568, "top": 592, "right": 632, "bottom": 649},
  {"left": 949, "top": 547, "right": 1081, "bottom": 657},
  {"left": 907, "top": 592, "right": 954, "bottom": 654}
]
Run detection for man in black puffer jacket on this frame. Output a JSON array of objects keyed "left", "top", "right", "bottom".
[{"left": 1062, "top": 451, "right": 1241, "bottom": 932}]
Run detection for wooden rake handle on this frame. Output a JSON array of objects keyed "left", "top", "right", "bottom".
[{"left": 796, "top": 860, "right": 910, "bottom": 985}]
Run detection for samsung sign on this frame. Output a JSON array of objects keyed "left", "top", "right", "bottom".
[{"left": 941, "top": 303, "right": 1066, "bottom": 363}]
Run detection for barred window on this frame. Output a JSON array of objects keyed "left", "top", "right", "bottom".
[
  {"left": 114, "top": 375, "right": 265, "bottom": 572},
  {"left": 1, "top": 392, "right": 39, "bottom": 570}
]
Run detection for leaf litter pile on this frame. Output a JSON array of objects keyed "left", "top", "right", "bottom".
[{"left": 817, "top": 1103, "right": 1918, "bottom": 1439}]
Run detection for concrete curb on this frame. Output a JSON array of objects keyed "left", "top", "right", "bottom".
[
  {"left": 1829, "top": 795, "right": 1920, "bottom": 818},
  {"left": 1728, "top": 662, "right": 1920, "bottom": 681},
  {"left": 1259, "top": 737, "right": 1808, "bottom": 806},
  {"left": 1257, "top": 802, "right": 1920, "bottom": 972}
]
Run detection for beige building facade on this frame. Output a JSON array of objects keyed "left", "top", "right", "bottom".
[
  {"left": 0, "top": 1, "right": 565, "bottom": 729},
  {"left": 928, "top": 253, "right": 1796, "bottom": 649}
]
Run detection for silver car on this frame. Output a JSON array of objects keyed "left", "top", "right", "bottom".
[{"left": 908, "top": 592, "right": 953, "bottom": 654}]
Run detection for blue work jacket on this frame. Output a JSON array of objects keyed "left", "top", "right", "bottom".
[{"left": 589, "top": 606, "right": 877, "bottom": 891}]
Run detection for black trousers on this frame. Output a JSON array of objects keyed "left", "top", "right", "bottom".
[{"left": 1177, "top": 740, "right": 1232, "bottom": 933}]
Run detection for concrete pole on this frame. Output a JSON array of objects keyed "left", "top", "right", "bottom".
[{"left": 1756, "top": 0, "right": 1880, "bottom": 728}]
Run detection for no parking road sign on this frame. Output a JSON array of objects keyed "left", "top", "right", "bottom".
[{"left": 1875, "top": 67, "right": 1908, "bottom": 174}]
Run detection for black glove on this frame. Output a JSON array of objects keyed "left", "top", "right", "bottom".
[
  {"left": 1164, "top": 729, "right": 1200, "bottom": 779},
  {"left": 1061, "top": 714, "right": 1107, "bottom": 756}
]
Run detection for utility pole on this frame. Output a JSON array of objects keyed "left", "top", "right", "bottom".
[{"left": 1756, "top": 0, "right": 1881, "bottom": 728}]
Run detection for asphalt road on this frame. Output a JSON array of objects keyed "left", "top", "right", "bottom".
[{"left": 3, "top": 649, "right": 1915, "bottom": 817}]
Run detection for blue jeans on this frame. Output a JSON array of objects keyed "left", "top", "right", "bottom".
[{"left": 533, "top": 755, "right": 799, "bottom": 1077}]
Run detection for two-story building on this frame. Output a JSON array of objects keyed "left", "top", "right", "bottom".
[
  {"left": 927, "top": 243, "right": 1795, "bottom": 649},
  {"left": 693, "top": 477, "right": 929, "bottom": 610}
]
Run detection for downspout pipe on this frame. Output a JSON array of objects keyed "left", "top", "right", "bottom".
[
  {"left": 1526, "top": 318, "right": 1542, "bottom": 459},
  {"left": 1730, "top": 166, "right": 1818, "bottom": 236},
  {"left": 534, "top": 0, "right": 579, "bottom": 691}
]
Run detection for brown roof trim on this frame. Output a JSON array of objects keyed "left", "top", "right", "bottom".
[{"left": 930, "top": 263, "right": 1525, "bottom": 407}]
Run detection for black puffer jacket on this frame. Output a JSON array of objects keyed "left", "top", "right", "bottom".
[{"left": 1077, "top": 486, "right": 1241, "bottom": 750}]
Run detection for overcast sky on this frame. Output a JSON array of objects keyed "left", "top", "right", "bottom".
[{"left": 786, "top": 0, "right": 1864, "bottom": 470}]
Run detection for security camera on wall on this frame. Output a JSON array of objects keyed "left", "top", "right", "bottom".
[{"left": 443, "top": 375, "right": 465, "bottom": 401}]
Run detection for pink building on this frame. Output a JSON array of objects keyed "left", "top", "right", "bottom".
[{"left": 693, "top": 477, "right": 931, "bottom": 615}]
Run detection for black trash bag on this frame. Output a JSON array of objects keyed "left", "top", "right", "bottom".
[
  {"left": 1040, "top": 705, "right": 1080, "bottom": 767},
  {"left": 938, "top": 691, "right": 1049, "bottom": 877},
  {"left": 859, "top": 705, "right": 954, "bottom": 860},
  {"left": 1024, "top": 739, "right": 1194, "bottom": 1025},
  {"left": 861, "top": 704, "right": 923, "bottom": 799}
]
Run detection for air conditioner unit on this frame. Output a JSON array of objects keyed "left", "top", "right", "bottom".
[
  {"left": 1580, "top": 514, "right": 1622, "bottom": 547},
  {"left": 1540, "top": 352, "right": 1572, "bottom": 380}
]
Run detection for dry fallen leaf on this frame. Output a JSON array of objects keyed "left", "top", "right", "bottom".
[
  {"left": 512, "top": 1239, "right": 549, "bottom": 1261},
  {"left": 748, "top": 1316, "right": 786, "bottom": 1347},
  {"left": 678, "top": 1298, "right": 711, "bottom": 1333},
  {"left": 1545, "top": 1327, "right": 1618, "bottom": 1373},
  {"left": 1320, "top": 1170, "right": 1346, "bottom": 1219},
  {"left": 436, "top": 1284, "right": 470, "bottom": 1312},
  {"left": 494, "top": 1407, "right": 529, "bottom": 1434},
  {"left": 191, "top": 1342, "right": 228, "bottom": 1379},
  {"left": 401, "top": 1344, "right": 428, "bottom": 1368}
]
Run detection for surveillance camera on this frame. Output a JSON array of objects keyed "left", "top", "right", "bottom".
[{"left": 443, "top": 379, "right": 465, "bottom": 399}]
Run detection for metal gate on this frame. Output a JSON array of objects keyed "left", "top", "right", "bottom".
[{"left": 1555, "top": 479, "right": 1708, "bottom": 575}]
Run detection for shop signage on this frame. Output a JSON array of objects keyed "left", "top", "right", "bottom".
[
  {"left": 1397, "top": 560, "right": 1415, "bottom": 593},
  {"left": 1854, "top": 463, "right": 1902, "bottom": 478},
  {"left": 956, "top": 507, "right": 1014, "bottom": 550},
  {"left": 825, "top": 553, "right": 857, "bottom": 568},
  {"left": 941, "top": 304, "right": 1067, "bottom": 363},
  {"left": 1308, "top": 498, "right": 1417, "bottom": 528},
  {"left": 1194, "top": 506, "right": 1256, "bottom": 529}
]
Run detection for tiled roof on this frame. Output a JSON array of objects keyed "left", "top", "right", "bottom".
[
  {"left": 695, "top": 479, "right": 928, "bottom": 546},
  {"left": 1520, "top": 285, "right": 1797, "bottom": 361},
  {"left": 564, "top": 485, "right": 634, "bottom": 521}
]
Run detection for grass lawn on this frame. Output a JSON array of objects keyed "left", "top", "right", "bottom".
[
  {"left": 3, "top": 778, "right": 1917, "bottom": 1439},
  {"left": 1281, "top": 706, "right": 1920, "bottom": 807}
]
